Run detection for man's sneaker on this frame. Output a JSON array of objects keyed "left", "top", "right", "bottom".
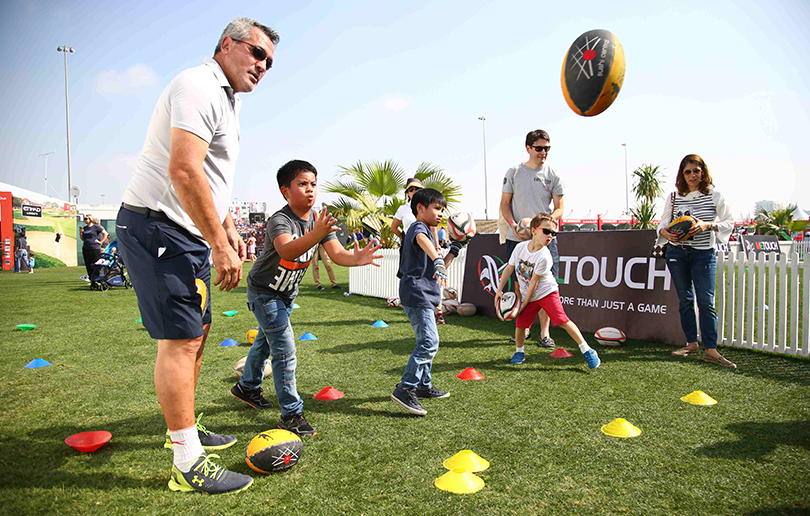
[
  {"left": 316, "top": 285, "right": 325, "bottom": 291},
  {"left": 168, "top": 454, "right": 253, "bottom": 494},
  {"left": 538, "top": 336, "right": 556, "bottom": 349},
  {"left": 230, "top": 382, "right": 273, "bottom": 410},
  {"left": 509, "top": 329, "right": 532, "bottom": 344},
  {"left": 164, "top": 413, "right": 237, "bottom": 451},
  {"left": 332, "top": 284, "right": 342, "bottom": 290},
  {"left": 436, "top": 312, "right": 445, "bottom": 325},
  {"left": 583, "top": 349, "right": 601, "bottom": 370},
  {"left": 391, "top": 384, "right": 427, "bottom": 416},
  {"left": 510, "top": 351, "right": 525, "bottom": 364},
  {"left": 415, "top": 385, "right": 450, "bottom": 399},
  {"left": 278, "top": 413, "right": 317, "bottom": 436}
]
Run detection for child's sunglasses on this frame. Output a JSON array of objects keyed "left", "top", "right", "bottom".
[{"left": 541, "top": 228, "right": 558, "bottom": 237}]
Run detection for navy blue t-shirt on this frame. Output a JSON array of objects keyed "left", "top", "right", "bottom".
[{"left": 398, "top": 221, "right": 441, "bottom": 309}]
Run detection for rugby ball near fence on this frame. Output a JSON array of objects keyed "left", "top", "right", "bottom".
[
  {"left": 561, "top": 29, "right": 625, "bottom": 117},
  {"left": 594, "top": 327, "right": 627, "bottom": 346}
]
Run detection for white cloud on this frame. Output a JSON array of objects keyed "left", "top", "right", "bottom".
[
  {"left": 384, "top": 98, "right": 409, "bottom": 112},
  {"left": 95, "top": 64, "right": 159, "bottom": 96}
]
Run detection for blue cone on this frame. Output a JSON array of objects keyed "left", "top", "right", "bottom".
[
  {"left": 25, "top": 358, "right": 51, "bottom": 368},
  {"left": 219, "top": 338, "right": 239, "bottom": 347},
  {"left": 298, "top": 332, "right": 317, "bottom": 340},
  {"left": 372, "top": 320, "right": 389, "bottom": 328},
  {"left": 293, "top": 303, "right": 301, "bottom": 309}
]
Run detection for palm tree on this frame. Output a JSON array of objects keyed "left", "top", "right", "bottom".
[
  {"left": 323, "top": 159, "right": 462, "bottom": 247},
  {"left": 754, "top": 204, "right": 795, "bottom": 240},
  {"left": 630, "top": 164, "right": 665, "bottom": 229}
]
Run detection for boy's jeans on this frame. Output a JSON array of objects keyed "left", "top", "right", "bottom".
[
  {"left": 242, "top": 290, "right": 302, "bottom": 416},
  {"left": 400, "top": 305, "right": 440, "bottom": 389}
]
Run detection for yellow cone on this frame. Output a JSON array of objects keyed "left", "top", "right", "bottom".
[
  {"left": 681, "top": 390, "right": 717, "bottom": 406},
  {"left": 434, "top": 468, "right": 485, "bottom": 494},
  {"left": 601, "top": 418, "right": 642, "bottom": 438},
  {"left": 442, "top": 450, "right": 490, "bottom": 472}
]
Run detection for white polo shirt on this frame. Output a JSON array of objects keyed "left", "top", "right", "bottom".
[{"left": 122, "top": 57, "right": 241, "bottom": 241}]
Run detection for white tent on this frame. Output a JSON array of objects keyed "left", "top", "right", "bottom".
[{"left": 791, "top": 205, "right": 807, "bottom": 221}]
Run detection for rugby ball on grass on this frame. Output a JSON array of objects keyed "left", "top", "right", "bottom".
[
  {"left": 442, "top": 299, "right": 460, "bottom": 314},
  {"left": 497, "top": 292, "right": 519, "bottom": 321},
  {"left": 515, "top": 218, "right": 533, "bottom": 240},
  {"left": 561, "top": 29, "right": 626, "bottom": 117},
  {"left": 447, "top": 212, "right": 476, "bottom": 243},
  {"left": 246, "top": 429, "right": 302, "bottom": 474},
  {"left": 668, "top": 216, "right": 697, "bottom": 242},
  {"left": 595, "top": 327, "right": 626, "bottom": 347},
  {"left": 234, "top": 356, "right": 273, "bottom": 378},
  {"left": 457, "top": 303, "right": 477, "bottom": 316}
]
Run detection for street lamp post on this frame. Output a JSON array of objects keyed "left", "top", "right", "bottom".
[
  {"left": 622, "top": 143, "right": 628, "bottom": 214},
  {"left": 36, "top": 150, "right": 56, "bottom": 197},
  {"left": 478, "top": 116, "right": 489, "bottom": 220},
  {"left": 57, "top": 46, "right": 75, "bottom": 203}
]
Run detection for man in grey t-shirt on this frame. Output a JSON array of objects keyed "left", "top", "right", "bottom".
[{"left": 500, "top": 129, "right": 565, "bottom": 349}]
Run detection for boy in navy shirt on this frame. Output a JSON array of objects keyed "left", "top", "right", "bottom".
[
  {"left": 391, "top": 188, "right": 466, "bottom": 416},
  {"left": 231, "top": 160, "right": 382, "bottom": 435}
]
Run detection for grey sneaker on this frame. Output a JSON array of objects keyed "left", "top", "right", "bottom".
[
  {"left": 538, "top": 336, "right": 556, "bottom": 349},
  {"left": 168, "top": 454, "right": 253, "bottom": 494}
]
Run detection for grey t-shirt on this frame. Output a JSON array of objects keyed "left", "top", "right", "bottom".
[
  {"left": 247, "top": 205, "right": 337, "bottom": 300},
  {"left": 502, "top": 163, "right": 564, "bottom": 242}
]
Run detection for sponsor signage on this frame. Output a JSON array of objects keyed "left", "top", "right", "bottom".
[
  {"left": 461, "top": 231, "right": 683, "bottom": 345},
  {"left": 740, "top": 235, "right": 780, "bottom": 256},
  {"left": 22, "top": 204, "right": 42, "bottom": 217}
]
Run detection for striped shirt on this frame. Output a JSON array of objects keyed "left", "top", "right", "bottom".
[{"left": 657, "top": 187, "right": 733, "bottom": 250}]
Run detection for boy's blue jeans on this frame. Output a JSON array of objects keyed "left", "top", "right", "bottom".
[
  {"left": 241, "top": 290, "right": 302, "bottom": 416},
  {"left": 400, "top": 305, "right": 440, "bottom": 389},
  {"left": 665, "top": 246, "right": 718, "bottom": 349}
]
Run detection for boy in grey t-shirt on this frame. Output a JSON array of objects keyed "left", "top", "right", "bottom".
[{"left": 231, "top": 160, "right": 382, "bottom": 436}]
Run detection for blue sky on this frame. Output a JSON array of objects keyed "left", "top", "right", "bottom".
[{"left": 1, "top": 0, "right": 808, "bottom": 220}]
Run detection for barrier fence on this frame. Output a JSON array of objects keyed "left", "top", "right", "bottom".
[{"left": 718, "top": 251, "right": 809, "bottom": 356}]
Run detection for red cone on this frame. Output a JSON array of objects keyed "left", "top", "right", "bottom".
[
  {"left": 313, "top": 386, "right": 344, "bottom": 400},
  {"left": 550, "top": 348, "right": 573, "bottom": 358},
  {"left": 456, "top": 367, "right": 485, "bottom": 380}
]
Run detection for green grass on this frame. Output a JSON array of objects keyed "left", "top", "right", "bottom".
[
  {"left": 1, "top": 265, "right": 809, "bottom": 516},
  {"left": 30, "top": 252, "right": 66, "bottom": 269}
]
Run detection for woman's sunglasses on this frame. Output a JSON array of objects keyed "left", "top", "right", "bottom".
[{"left": 231, "top": 38, "right": 273, "bottom": 69}]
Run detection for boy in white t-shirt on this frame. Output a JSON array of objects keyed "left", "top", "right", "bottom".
[{"left": 494, "top": 213, "right": 600, "bottom": 369}]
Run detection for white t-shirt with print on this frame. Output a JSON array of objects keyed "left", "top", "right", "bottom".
[{"left": 508, "top": 240, "right": 559, "bottom": 303}]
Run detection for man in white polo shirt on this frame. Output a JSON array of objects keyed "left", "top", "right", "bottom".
[
  {"left": 116, "top": 17, "right": 278, "bottom": 495},
  {"left": 500, "top": 129, "right": 565, "bottom": 351}
]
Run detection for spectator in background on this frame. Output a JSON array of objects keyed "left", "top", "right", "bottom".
[
  {"left": 246, "top": 234, "right": 257, "bottom": 262},
  {"left": 352, "top": 228, "right": 367, "bottom": 246},
  {"left": 311, "top": 244, "right": 340, "bottom": 291},
  {"left": 14, "top": 228, "right": 28, "bottom": 273},
  {"left": 28, "top": 252, "right": 35, "bottom": 274},
  {"left": 81, "top": 214, "right": 108, "bottom": 286},
  {"left": 437, "top": 225, "right": 448, "bottom": 248}
]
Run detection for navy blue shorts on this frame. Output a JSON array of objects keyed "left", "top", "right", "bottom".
[{"left": 116, "top": 206, "right": 211, "bottom": 340}]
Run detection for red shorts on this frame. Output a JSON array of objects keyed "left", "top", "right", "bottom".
[{"left": 515, "top": 291, "right": 570, "bottom": 329}]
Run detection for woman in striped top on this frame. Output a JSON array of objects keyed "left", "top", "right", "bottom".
[{"left": 658, "top": 154, "right": 736, "bottom": 368}]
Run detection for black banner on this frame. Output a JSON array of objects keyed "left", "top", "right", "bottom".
[
  {"left": 740, "top": 235, "right": 780, "bottom": 256},
  {"left": 461, "top": 231, "right": 683, "bottom": 345},
  {"left": 21, "top": 204, "right": 42, "bottom": 217}
]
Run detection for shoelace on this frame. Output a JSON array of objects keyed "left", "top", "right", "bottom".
[
  {"left": 193, "top": 454, "right": 224, "bottom": 480},
  {"left": 195, "top": 413, "right": 211, "bottom": 436}
]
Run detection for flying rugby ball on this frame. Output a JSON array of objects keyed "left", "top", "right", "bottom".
[
  {"left": 497, "top": 292, "right": 519, "bottom": 321},
  {"left": 594, "top": 327, "right": 627, "bottom": 347},
  {"left": 246, "top": 429, "right": 302, "bottom": 474},
  {"left": 561, "top": 29, "right": 626, "bottom": 117},
  {"left": 442, "top": 299, "right": 460, "bottom": 314},
  {"left": 457, "top": 303, "right": 477, "bottom": 316},
  {"left": 447, "top": 213, "right": 477, "bottom": 243},
  {"left": 246, "top": 327, "right": 259, "bottom": 345},
  {"left": 515, "top": 217, "right": 533, "bottom": 240},
  {"left": 668, "top": 215, "right": 697, "bottom": 242},
  {"left": 234, "top": 356, "right": 273, "bottom": 379}
]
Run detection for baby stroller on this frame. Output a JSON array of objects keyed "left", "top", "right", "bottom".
[{"left": 90, "top": 241, "right": 132, "bottom": 291}]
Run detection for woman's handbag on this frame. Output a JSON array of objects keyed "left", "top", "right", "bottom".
[{"left": 650, "top": 193, "right": 676, "bottom": 259}]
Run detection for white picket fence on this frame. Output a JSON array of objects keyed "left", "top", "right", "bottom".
[
  {"left": 348, "top": 248, "right": 467, "bottom": 300},
  {"left": 717, "top": 251, "right": 809, "bottom": 356}
]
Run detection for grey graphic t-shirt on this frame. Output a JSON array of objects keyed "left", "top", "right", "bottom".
[{"left": 247, "top": 205, "right": 337, "bottom": 300}]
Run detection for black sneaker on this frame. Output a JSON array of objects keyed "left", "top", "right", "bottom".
[
  {"left": 538, "top": 336, "right": 556, "bottom": 349},
  {"left": 164, "top": 413, "right": 237, "bottom": 451},
  {"left": 316, "top": 285, "right": 325, "bottom": 291},
  {"left": 230, "top": 382, "right": 273, "bottom": 410},
  {"left": 332, "top": 285, "right": 342, "bottom": 290},
  {"left": 415, "top": 385, "right": 450, "bottom": 399},
  {"left": 278, "top": 413, "right": 317, "bottom": 436},
  {"left": 509, "top": 329, "right": 532, "bottom": 344},
  {"left": 391, "top": 384, "right": 427, "bottom": 416}
]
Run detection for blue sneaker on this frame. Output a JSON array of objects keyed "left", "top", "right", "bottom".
[
  {"left": 510, "top": 352, "right": 525, "bottom": 364},
  {"left": 583, "top": 349, "right": 601, "bottom": 369}
]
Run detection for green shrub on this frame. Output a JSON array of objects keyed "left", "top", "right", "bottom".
[
  {"left": 20, "top": 225, "right": 54, "bottom": 232},
  {"left": 30, "top": 252, "right": 65, "bottom": 268}
]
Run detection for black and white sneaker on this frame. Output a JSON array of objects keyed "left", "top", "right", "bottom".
[
  {"left": 538, "top": 336, "right": 556, "bottom": 349},
  {"left": 509, "top": 329, "right": 532, "bottom": 344},
  {"left": 391, "top": 384, "right": 427, "bottom": 416},
  {"left": 415, "top": 385, "right": 450, "bottom": 399},
  {"left": 278, "top": 413, "right": 317, "bottom": 436},
  {"left": 230, "top": 382, "right": 273, "bottom": 410}
]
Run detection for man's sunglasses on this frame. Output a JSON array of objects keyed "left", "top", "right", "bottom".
[
  {"left": 531, "top": 145, "right": 551, "bottom": 153},
  {"left": 541, "top": 228, "right": 558, "bottom": 236},
  {"left": 231, "top": 38, "right": 273, "bottom": 69}
]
